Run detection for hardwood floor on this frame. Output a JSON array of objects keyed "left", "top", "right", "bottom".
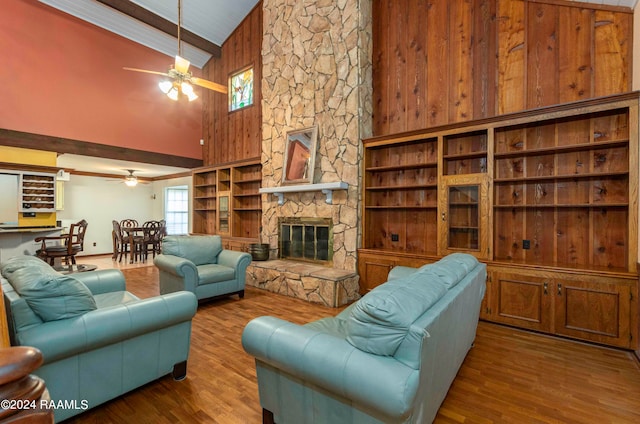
[{"left": 69, "top": 255, "right": 640, "bottom": 423}]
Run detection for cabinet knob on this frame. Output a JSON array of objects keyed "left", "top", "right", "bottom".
[
  {"left": 543, "top": 282, "right": 548, "bottom": 295},
  {"left": 441, "top": 212, "right": 446, "bottom": 221},
  {"left": 557, "top": 283, "right": 562, "bottom": 296}
]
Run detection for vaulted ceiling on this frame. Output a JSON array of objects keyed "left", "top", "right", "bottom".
[{"left": 39, "top": 0, "right": 260, "bottom": 69}]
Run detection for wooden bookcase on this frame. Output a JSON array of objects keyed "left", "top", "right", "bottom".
[
  {"left": 192, "top": 159, "right": 262, "bottom": 250},
  {"left": 359, "top": 93, "right": 639, "bottom": 349}
]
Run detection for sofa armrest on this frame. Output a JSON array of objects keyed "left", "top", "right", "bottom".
[
  {"left": 154, "top": 255, "right": 199, "bottom": 291},
  {"left": 242, "top": 316, "right": 419, "bottom": 420},
  {"left": 217, "top": 250, "right": 252, "bottom": 273},
  {"left": 73, "top": 269, "right": 126, "bottom": 295},
  {"left": 17, "top": 291, "right": 197, "bottom": 364}
]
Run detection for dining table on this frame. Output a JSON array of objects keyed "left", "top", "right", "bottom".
[{"left": 120, "top": 224, "right": 165, "bottom": 264}]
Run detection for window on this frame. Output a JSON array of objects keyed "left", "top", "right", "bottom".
[
  {"left": 165, "top": 186, "right": 189, "bottom": 235},
  {"left": 229, "top": 66, "right": 254, "bottom": 111}
]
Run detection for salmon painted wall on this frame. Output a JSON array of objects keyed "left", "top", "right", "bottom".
[{"left": 0, "top": 0, "right": 203, "bottom": 159}]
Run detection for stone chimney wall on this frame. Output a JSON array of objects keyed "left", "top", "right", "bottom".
[{"left": 261, "top": 0, "right": 372, "bottom": 272}]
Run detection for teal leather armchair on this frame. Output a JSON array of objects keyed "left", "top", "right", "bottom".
[
  {"left": 243, "top": 253, "right": 486, "bottom": 424},
  {"left": 1, "top": 255, "right": 197, "bottom": 422},
  {"left": 154, "top": 235, "right": 251, "bottom": 302}
]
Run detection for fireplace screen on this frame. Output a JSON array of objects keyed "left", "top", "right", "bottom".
[{"left": 279, "top": 218, "right": 332, "bottom": 263}]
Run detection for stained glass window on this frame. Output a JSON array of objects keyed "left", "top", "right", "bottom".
[{"left": 229, "top": 67, "right": 254, "bottom": 111}]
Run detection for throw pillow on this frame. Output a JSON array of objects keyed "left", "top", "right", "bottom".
[
  {"left": 7, "top": 266, "right": 97, "bottom": 322},
  {"left": 1, "top": 255, "right": 50, "bottom": 278},
  {"left": 346, "top": 273, "right": 447, "bottom": 356}
]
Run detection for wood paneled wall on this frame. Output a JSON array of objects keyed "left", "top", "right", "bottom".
[
  {"left": 202, "top": 3, "right": 262, "bottom": 166},
  {"left": 372, "top": 0, "right": 633, "bottom": 136}
]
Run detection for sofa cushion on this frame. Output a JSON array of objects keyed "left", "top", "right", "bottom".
[
  {"left": 346, "top": 273, "right": 448, "bottom": 356},
  {"left": 5, "top": 266, "right": 97, "bottom": 322},
  {"left": 93, "top": 291, "right": 140, "bottom": 308},
  {"left": 162, "top": 235, "right": 222, "bottom": 266},
  {"left": 197, "top": 264, "right": 235, "bottom": 285}
]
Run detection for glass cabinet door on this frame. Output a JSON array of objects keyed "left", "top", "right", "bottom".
[
  {"left": 447, "top": 185, "right": 479, "bottom": 250},
  {"left": 218, "top": 192, "right": 230, "bottom": 235},
  {"left": 439, "top": 175, "right": 489, "bottom": 259}
]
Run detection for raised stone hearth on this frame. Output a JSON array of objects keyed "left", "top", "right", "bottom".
[{"left": 246, "top": 260, "right": 360, "bottom": 307}]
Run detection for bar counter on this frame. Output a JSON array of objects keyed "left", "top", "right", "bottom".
[{"left": 0, "top": 227, "right": 62, "bottom": 262}]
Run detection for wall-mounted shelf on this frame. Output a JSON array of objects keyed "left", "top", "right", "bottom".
[
  {"left": 20, "top": 172, "right": 57, "bottom": 212},
  {"left": 260, "top": 182, "right": 349, "bottom": 205}
]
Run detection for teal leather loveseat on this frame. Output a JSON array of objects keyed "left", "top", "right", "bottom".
[
  {"left": 242, "top": 253, "right": 486, "bottom": 424},
  {"left": 154, "top": 235, "right": 251, "bottom": 302},
  {"left": 1, "top": 255, "right": 197, "bottom": 422}
]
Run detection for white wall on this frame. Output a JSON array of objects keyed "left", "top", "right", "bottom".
[{"left": 57, "top": 174, "right": 192, "bottom": 256}]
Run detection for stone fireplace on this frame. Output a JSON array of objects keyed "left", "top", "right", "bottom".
[{"left": 244, "top": 0, "right": 373, "bottom": 307}]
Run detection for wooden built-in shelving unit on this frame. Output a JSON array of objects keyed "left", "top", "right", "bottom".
[
  {"left": 359, "top": 93, "right": 639, "bottom": 350},
  {"left": 192, "top": 159, "right": 262, "bottom": 251}
]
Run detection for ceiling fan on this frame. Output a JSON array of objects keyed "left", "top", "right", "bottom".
[
  {"left": 123, "top": 0, "right": 227, "bottom": 101},
  {"left": 123, "top": 169, "right": 146, "bottom": 187}
]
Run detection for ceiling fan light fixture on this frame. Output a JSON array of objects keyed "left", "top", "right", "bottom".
[
  {"left": 124, "top": 170, "right": 139, "bottom": 187},
  {"left": 167, "top": 87, "right": 180, "bottom": 101},
  {"left": 181, "top": 82, "right": 198, "bottom": 101},
  {"left": 158, "top": 80, "right": 173, "bottom": 94},
  {"left": 125, "top": 175, "right": 138, "bottom": 187}
]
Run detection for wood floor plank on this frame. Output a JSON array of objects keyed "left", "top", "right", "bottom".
[{"left": 67, "top": 256, "right": 640, "bottom": 423}]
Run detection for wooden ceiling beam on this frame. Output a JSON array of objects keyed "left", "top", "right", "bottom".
[
  {"left": 95, "top": 0, "right": 222, "bottom": 58},
  {"left": 0, "top": 128, "right": 202, "bottom": 169}
]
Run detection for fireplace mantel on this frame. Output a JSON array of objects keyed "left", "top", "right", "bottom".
[{"left": 260, "top": 182, "right": 348, "bottom": 205}]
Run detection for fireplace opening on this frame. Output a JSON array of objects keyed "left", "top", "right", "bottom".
[{"left": 279, "top": 217, "right": 333, "bottom": 264}]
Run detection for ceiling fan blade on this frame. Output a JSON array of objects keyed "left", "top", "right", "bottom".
[
  {"left": 191, "top": 77, "right": 228, "bottom": 94},
  {"left": 123, "top": 67, "right": 170, "bottom": 77},
  {"left": 174, "top": 55, "right": 191, "bottom": 74}
]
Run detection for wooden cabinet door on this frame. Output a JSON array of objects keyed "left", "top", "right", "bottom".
[
  {"left": 554, "top": 279, "right": 632, "bottom": 349},
  {"left": 491, "top": 272, "right": 553, "bottom": 333},
  {"left": 438, "top": 174, "right": 490, "bottom": 259},
  {"left": 357, "top": 253, "right": 397, "bottom": 294}
]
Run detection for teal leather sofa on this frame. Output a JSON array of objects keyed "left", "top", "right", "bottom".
[
  {"left": 1, "top": 255, "right": 197, "bottom": 422},
  {"left": 154, "top": 235, "right": 251, "bottom": 302},
  {"left": 242, "top": 253, "right": 486, "bottom": 424}
]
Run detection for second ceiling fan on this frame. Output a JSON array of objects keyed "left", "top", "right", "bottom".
[{"left": 123, "top": 0, "right": 226, "bottom": 101}]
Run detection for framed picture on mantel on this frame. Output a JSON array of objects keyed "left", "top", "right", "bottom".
[{"left": 282, "top": 126, "right": 318, "bottom": 185}]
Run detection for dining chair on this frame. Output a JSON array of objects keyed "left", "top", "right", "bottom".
[
  {"left": 112, "top": 220, "right": 132, "bottom": 263},
  {"left": 142, "top": 220, "right": 163, "bottom": 260},
  {"left": 35, "top": 219, "right": 88, "bottom": 265},
  {"left": 120, "top": 219, "right": 139, "bottom": 228},
  {"left": 120, "top": 219, "right": 144, "bottom": 263}
]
